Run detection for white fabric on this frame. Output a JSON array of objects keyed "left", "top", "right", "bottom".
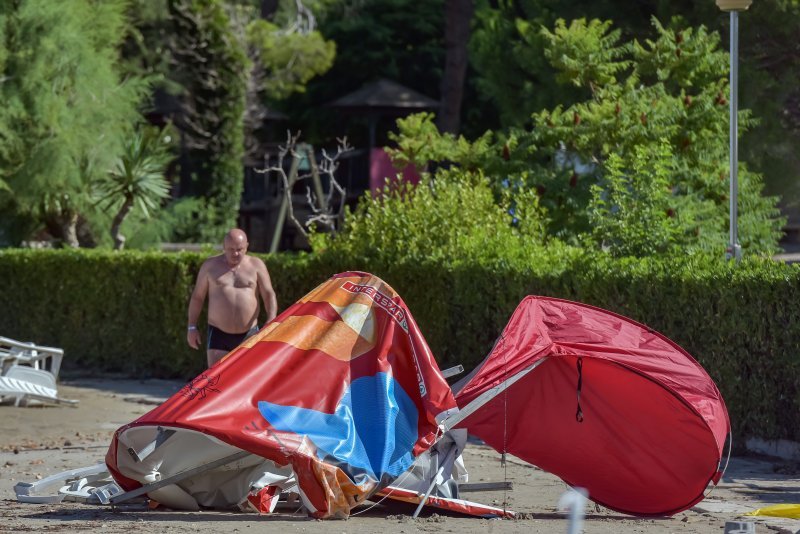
[{"left": 114, "top": 427, "right": 297, "bottom": 510}]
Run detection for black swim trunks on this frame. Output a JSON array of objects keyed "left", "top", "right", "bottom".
[{"left": 207, "top": 324, "right": 259, "bottom": 352}]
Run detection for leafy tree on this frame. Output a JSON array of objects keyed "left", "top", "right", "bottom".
[
  {"left": 283, "top": 0, "right": 445, "bottom": 146},
  {"left": 393, "top": 19, "right": 784, "bottom": 256},
  {"left": 588, "top": 140, "right": 681, "bottom": 257},
  {"left": 167, "top": 0, "right": 249, "bottom": 241},
  {"left": 245, "top": 15, "right": 335, "bottom": 101},
  {"left": 95, "top": 126, "right": 173, "bottom": 250},
  {"left": 119, "top": 0, "right": 335, "bottom": 243},
  {"left": 734, "top": 0, "right": 800, "bottom": 206},
  {"left": 512, "top": 18, "right": 783, "bottom": 254},
  {"left": 469, "top": 0, "right": 800, "bottom": 225},
  {"left": 120, "top": 0, "right": 174, "bottom": 81},
  {"left": 0, "top": 0, "right": 146, "bottom": 247},
  {"left": 387, "top": 112, "right": 494, "bottom": 172},
  {"left": 240, "top": 1, "right": 336, "bottom": 159},
  {"left": 469, "top": 0, "right": 595, "bottom": 128}
]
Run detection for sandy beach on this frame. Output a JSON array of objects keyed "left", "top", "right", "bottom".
[{"left": 1, "top": 378, "right": 798, "bottom": 534}]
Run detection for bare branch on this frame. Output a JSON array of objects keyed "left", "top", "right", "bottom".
[{"left": 256, "top": 132, "right": 351, "bottom": 244}]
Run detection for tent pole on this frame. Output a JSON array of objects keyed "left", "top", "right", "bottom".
[
  {"left": 412, "top": 444, "right": 457, "bottom": 518},
  {"left": 441, "top": 358, "right": 549, "bottom": 432},
  {"left": 109, "top": 450, "right": 250, "bottom": 505},
  {"left": 412, "top": 465, "right": 445, "bottom": 518}
]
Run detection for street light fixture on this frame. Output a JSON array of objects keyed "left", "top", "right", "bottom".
[{"left": 716, "top": 0, "right": 752, "bottom": 262}]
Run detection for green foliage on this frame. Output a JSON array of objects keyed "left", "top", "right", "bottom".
[
  {"left": 0, "top": 248, "right": 317, "bottom": 377},
  {"left": 120, "top": 0, "right": 174, "bottom": 80},
  {"left": 735, "top": 0, "right": 800, "bottom": 207},
  {"left": 469, "top": 0, "right": 587, "bottom": 128},
  {"left": 316, "top": 0, "right": 443, "bottom": 96},
  {"left": 117, "top": 0, "right": 335, "bottom": 243},
  {"left": 99, "top": 127, "right": 172, "bottom": 219},
  {"left": 246, "top": 18, "right": 336, "bottom": 100},
  {"left": 470, "top": 1, "right": 800, "bottom": 236},
  {"left": 311, "top": 168, "right": 547, "bottom": 264},
  {"left": 168, "top": 0, "right": 249, "bottom": 241},
  {"left": 542, "top": 19, "right": 630, "bottom": 89},
  {"left": 589, "top": 140, "right": 680, "bottom": 257},
  {"left": 0, "top": 249, "right": 200, "bottom": 376},
  {"left": 410, "top": 19, "right": 784, "bottom": 256},
  {"left": 387, "top": 112, "right": 494, "bottom": 171},
  {"left": 121, "top": 197, "right": 207, "bottom": 250},
  {"left": 282, "top": 0, "right": 444, "bottom": 145},
  {"left": 524, "top": 18, "right": 783, "bottom": 253},
  {"left": 0, "top": 0, "right": 147, "bottom": 246},
  {"left": 313, "top": 112, "right": 548, "bottom": 267},
  {"left": 94, "top": 125, "right": 173, "bottom": 249},
  {"left": 1, "top": 248, "right": 799, "bottom": 442}
]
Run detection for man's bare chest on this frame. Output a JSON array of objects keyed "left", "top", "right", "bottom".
[{"left": 209, "top": 267, "right": 257, "bottom": 290}]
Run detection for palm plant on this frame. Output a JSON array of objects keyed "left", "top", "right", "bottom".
[{"left": 95, "top": 126, "right": 172, "bottom": 249}]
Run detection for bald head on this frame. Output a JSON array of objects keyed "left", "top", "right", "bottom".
[
  {"left": 224, "top": 228, "right": 248, "bottom": 246},
  {"left": 222, "top": 229, "right": 248, "bottom": 267}
]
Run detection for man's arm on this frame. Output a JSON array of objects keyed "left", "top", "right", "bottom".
[
  {"left": 256, "top": 259, "right": 278, "bottom": 324},
  {"left": 187, "top": 261, "right": 210, "bottom": 349}
]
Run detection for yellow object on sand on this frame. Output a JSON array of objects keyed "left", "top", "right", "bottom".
[{"left": 745, "top": 504, "right": 800, "bottom": 518}]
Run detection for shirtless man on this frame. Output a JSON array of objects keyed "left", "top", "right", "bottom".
[{"left": 187, "top": 229, "right": 277, "bottom": 367}]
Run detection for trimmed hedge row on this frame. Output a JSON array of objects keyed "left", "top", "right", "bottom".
[
  {"left": 0, "top": 249, "right": 316, "bottom": 378},
  {"left": 0, "top": 248, "right": 798, "bottom": 442}
]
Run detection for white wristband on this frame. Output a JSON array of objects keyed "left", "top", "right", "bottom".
[{"left": 187, "top": 325, "right": 198, "bottom": 331}]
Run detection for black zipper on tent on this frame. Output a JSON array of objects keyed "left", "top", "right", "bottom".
[{"left": 576, "top": 357, "right": 584, "bottom": 423}]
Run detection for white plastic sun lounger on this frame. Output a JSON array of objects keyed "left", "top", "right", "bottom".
[
  {"left": 14, "top": 463, "right": 113, "bottom": 504},
  {"left": 0, "top": 336, "right": 64, "bottom": 378},
  {"left": 0, "top": 366, "right": 77, "bottom": 406}
]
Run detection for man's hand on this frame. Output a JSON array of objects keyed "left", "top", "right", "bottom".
[
  {"left": 187, "top": 261, "right": 209, "bottom": 351},
  {"left": 187, "top": 328, "right": 201, "bottom": 350},
  {"left": 256, "top": 259, "right": 278, "bottom": 324}
]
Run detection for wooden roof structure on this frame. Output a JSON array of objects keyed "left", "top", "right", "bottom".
[
  {"left": 329, "top": 78, "right": 439, "bottom": 149},
  {"left": 329, "top": 78, "right": 439, "bottom": 114}
]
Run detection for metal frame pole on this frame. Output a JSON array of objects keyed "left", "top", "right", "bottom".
[{"left": 726, "top": 10, "right": 742, "bottom": 262}]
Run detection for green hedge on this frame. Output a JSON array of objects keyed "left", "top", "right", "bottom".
[
  {"left": 0, "top": 249, "right": 318, "bottom": 377},
  {"left": 0, "top": 248, "right": 798, "bottom": 442}
]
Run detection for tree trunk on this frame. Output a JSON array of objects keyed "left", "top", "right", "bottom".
[
  {"left": 437, "top": 0, "right": 474, "bottom": 135},
  {"left": 111, "top": 197, "right": 134, "bottom": 250},
  {"left": 63, "top": 214, "right": 79, "bottom": 248}
]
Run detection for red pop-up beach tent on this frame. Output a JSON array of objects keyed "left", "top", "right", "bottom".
[{"left": 451, "top": 296, "right": 730, "bottom": 516}]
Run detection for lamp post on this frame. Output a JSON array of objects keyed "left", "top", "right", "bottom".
[{"left": 717, "top": 0, "right": 752, "bottom": 262}]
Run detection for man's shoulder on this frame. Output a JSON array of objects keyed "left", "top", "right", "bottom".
[
  {"left": 201, "top": 254, "right": 225, "bottom": 270},
  {"left": 246, "top": 254, "right": 268, "bottom": 269}
]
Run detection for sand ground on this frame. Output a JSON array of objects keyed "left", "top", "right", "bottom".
[{"left": 1, "top": 378, "right": 799, "bottom": 533}]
